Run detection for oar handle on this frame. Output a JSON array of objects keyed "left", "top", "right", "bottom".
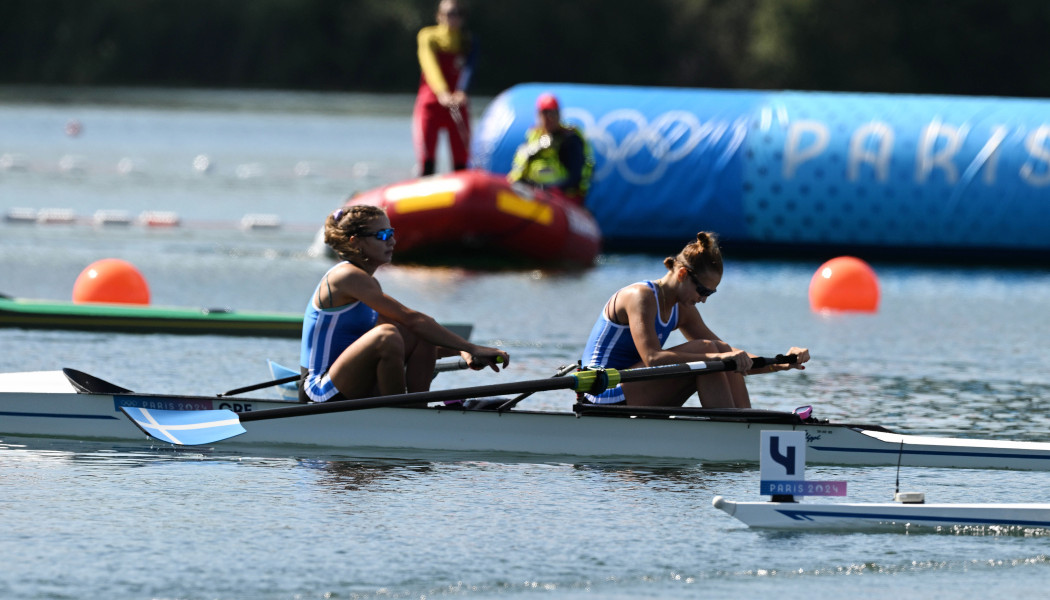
[
  {"left": 434, "top": 355, "right": 503, "bottom": 373},
  {"left": 434, "top": 357, "right": 469, "bottom": 373},
  {"left": 739, "top": 354, "right": 798, "bottom": 371}
]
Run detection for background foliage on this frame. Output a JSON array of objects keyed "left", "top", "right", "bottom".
[{"left": 2, "top": 0, "right": 1047, "bottom": 97}]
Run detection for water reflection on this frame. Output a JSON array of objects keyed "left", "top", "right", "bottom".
[
  {"left": 298, "top": 457, "right": 439, "bottom": 492},
  {"left": 0, "top": 436, "right": 206, "bottom": 468},
  {"left": 558, "top": 462, "right": 754, "bottom": 505}
]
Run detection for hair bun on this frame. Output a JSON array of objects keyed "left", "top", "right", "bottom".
[{"left": 696, "top": 231, "right": 719, "bottom": 248}]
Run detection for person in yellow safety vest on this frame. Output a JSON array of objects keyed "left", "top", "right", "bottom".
[{"left": 507, "top": 93, "right": 594, "bottom": 206}]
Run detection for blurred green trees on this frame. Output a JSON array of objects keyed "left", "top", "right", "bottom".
[{"left": 2, "top": 0, "right": 1047, "bottom": 97}]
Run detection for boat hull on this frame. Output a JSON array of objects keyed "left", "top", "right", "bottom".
[
  {"left": 712, "top": 496, "right": 1050, "bottom": 529},
  {"left": 343, "top": 170, "right": 602, "bottom": 268},
  {"left": 0, "top": 296, "right": 472, "bottom": 340},
  {"left": 7, "top": 370, "right": 1050, "bottom": 469},
  {"left": 0, "top": 295, "right": 303, "bottom": 338}
]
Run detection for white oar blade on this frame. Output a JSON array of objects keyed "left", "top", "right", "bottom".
[{"left": 120, "top": 407, "right": 246, "bottom": 446}]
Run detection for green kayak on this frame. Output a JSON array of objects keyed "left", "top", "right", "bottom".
[
  {"left": 0, "top": 295, "right": 303, "bottom": 337},
  {"left": 0, "top": 295, "right": 474, "bottom": 339}
]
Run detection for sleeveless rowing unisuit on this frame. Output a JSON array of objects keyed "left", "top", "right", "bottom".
[
  {"left": 299, "top": 261, "right": 379, "bottom": 402},
  {"left": 579, "top": 280, "right": 678, "bottom": 404}
]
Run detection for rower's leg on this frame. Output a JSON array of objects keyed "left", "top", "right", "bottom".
[
  {"left": 378, "top": 318, "right": 438, "bottom": 393},
  {"left": 725, "top": 372, "right": 751, "bottom": 408},
  {"left": 328, "top": 324, "right": 407, "bottom": 398},
  {"left": 695, "top": 373, "right": 739, "bottom": 408},
  {"left": 621, "top": 376, "right": 696, "bottom": 407},
  {"left": 652, "top": 338, "right": 753, "bottom": 408},
  {"left": 403, "top": 333, "right": 438, "bottom": 393}
]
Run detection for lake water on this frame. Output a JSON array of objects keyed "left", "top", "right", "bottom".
[{"left": 3, "top": 88, "right": 1050, "bottom": 599}]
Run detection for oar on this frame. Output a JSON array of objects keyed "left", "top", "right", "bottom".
[
  {"left": 497, "top": 363, "right": 578, "bottom": 412},
  {"left": 448, "top": 103, "right": 470, "bottom": 148},
  {"left": 497, "top": 354, "right": 797, "bottom": 412},
  {"left": 218, "top": 374, "right": 300, "bottom": 397},
  {"left": 121, "top": 356, "right": 792, "bottom": 446},
  {"left": 217, "top": 356, "right": 473, "bottom": 397}
]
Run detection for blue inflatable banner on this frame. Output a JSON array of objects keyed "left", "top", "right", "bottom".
[{"left": 472, "top": 83, "right": 1050, "bottom": 257}]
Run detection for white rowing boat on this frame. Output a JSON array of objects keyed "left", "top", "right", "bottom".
[
  {"left": 711, "top": 495, "right": 1050, "bottom": 529},
  {"left": 5, "top": 367, "right": 1050, "bottom": 469}
]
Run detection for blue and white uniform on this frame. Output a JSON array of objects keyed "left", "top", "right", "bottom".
[
  {"left": 299, "top": 262, "right": 379, "bottom": 402},
  {"left": 579, "top": 281, "right": 678, "bottom": 404}
]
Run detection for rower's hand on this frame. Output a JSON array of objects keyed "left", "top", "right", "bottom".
[
  {"left": 720, "top": 350, "right": 752, "bottom": 373},
  {"left": 462, "top": 348, "right": 509, "bottom": 372},
  {"left": 780, "top": 347, "right": 809, "bottom": 370},
  {"left": 762, "top": 348, "right": 810, "bottom": 372}
]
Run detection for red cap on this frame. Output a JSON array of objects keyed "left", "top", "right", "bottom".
[{"left": 536, "top": 93, "right": 560, "bottom": 112}]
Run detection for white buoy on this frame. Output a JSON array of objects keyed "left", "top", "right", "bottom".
[
  {"left": 192, "top": 154, "right": 213, "bottom": 174},
  {"left": 235, "top": 163, "right": 264, "bottom": 179},
  {"left": 4, "top": 208, "right": 38, "bottom": 224},
  {"left": 116, "top": 158, "right": 145, "bottom": 176},
  {"left": 37, "top": 208, "right": 77, "bottom": 225},
  {"left": 240, "top": 213, "right": 282, "bottom": 231},
  {"left": 0, "top": 153, "right": 29, "bottom": 171},
  {"left": 294, "top": 161, "right": 313, "bottom": 177},
  {"left": 58, "top": 155, "right": 86, "bottom": 174},
  {"left": 93, "top": 210, "right": 133, "bottom": 227}
]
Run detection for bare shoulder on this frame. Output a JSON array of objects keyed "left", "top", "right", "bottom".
[
  {"left": 622, "top": 282, "right": 655, "bottom": 303},
  {"left": 327, "top": 262, "right": 361, "bottom": 284},
  {"left": 328, "top": 263, "right": 382, "bottom": 303},
  {"left": 619, "top": 282, "right": 657, "bottom": 317}
]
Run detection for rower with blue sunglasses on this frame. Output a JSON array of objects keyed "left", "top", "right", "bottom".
[
  {"left": 579, "top": 231, "right": 809, "bottom": 408},
  {"left": 299, "top": 205, "right": 509, "bottom": 404}
]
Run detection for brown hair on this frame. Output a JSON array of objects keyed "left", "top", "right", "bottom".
[
  {"left": 324, "top": 204, "right": 387, "bottom": 261},
  {"left": 663, "top": 231, "right": 723, "bottom": 276}
]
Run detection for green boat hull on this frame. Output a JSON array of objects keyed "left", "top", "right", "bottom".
[
  {"left": 0, "top": 296, "right": 473, "bottom": 339},
  {"left": 0, "top": 296, "right": 304, "bottom": 337}
]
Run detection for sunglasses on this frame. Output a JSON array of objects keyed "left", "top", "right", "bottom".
[
  {"left": 686, "top": 268, "right": 717, "bottom": 298},
  {"left": 359, "top": 227, "right": 395, "bottom": 241}
]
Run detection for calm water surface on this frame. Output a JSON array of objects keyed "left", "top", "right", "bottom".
[{"left": 3, "top": 89, "right": 1050, "bottom": 599}]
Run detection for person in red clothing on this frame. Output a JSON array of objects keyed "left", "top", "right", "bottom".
[{"left": 413, "top": 0, "right": 477, "bottom": 176}]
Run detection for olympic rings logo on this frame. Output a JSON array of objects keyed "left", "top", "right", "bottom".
[{"left": 566, "top": 108, "right": 744, "bottom": 185}]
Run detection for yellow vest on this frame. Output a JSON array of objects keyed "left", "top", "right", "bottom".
[{"left": 508, "top": 125, "right": 594, "bottom": 199}]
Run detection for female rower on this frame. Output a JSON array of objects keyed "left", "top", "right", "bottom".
[
  {"left": 579, "top": 231, "right": 808, "bottom": 408},
  {"left": 299, "top": 205, "right": 509, "bottom": 403}
]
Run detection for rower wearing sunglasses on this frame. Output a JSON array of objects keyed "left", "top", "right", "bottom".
[
  {"left": 299, "top": 205, "right": 509, "bottom": 403},
  {"left": 579, "top": 231, "right": 808, "bottom": 408}
]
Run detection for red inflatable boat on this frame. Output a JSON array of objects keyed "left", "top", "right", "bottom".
[{"left": 342, "top": 170, "right": 601, "bottom": 268}]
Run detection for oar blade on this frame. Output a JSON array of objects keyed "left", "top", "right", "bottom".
[{"left": 120, "top": 406, "right": 246, "bottom": 446}]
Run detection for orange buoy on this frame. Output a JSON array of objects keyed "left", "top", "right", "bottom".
[
  {"left": 72, "top": 259, "right": 150, "bottom": 305},
  {"left": 809, "top": 256, "right": 879, "bottom": 313}
]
